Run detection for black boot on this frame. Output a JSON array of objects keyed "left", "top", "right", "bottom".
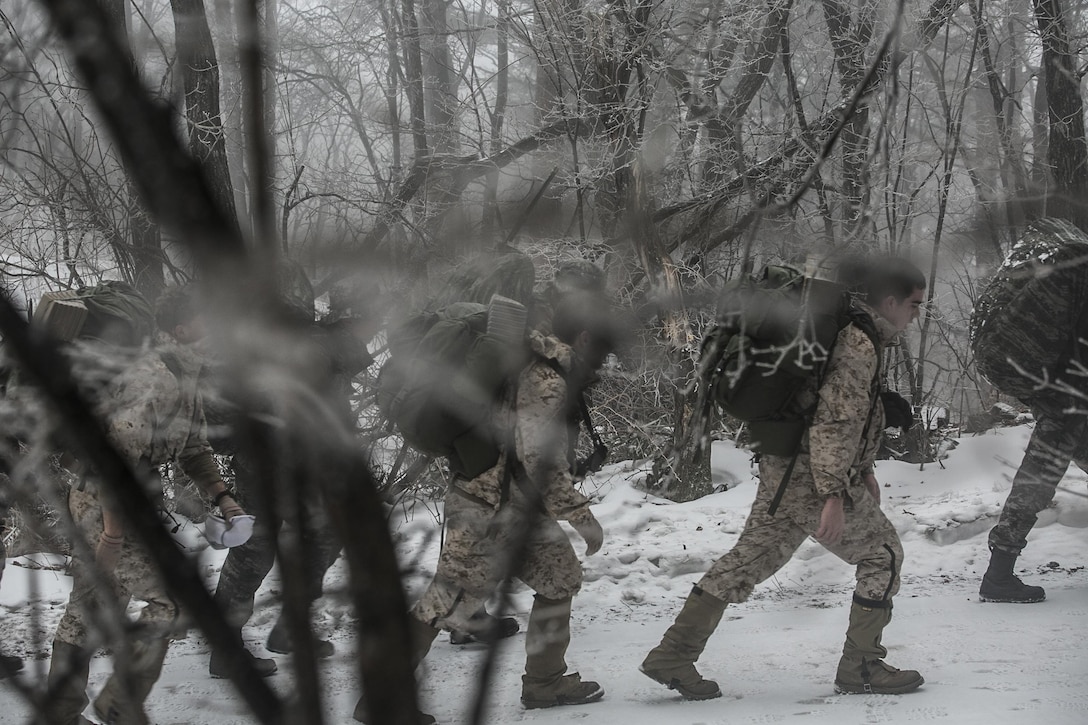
[
  {"left": 45, "top": 641, "right": 92, "bottom": 725},
  {"left": 979, "top": 548, "right": 1045, "bottom": 603},
  {"left": 209, "top": 634, "right": 278, "bottom": 680},
  {"left": 352, "top": 616, "right": 439, "bottom": 724},
  {"left": 449, "top": 610, "right": 519, "bottom": 645},
  {"left": 266, "top": 619, "right": 335, "bottom": 658},
  {"left": 0, "top": 653, "right": 23, "bottom": 679}
]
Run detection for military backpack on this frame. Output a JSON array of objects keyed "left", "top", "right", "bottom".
[{"left": 696, "top": 264, "right": 879, "bottom": 458}]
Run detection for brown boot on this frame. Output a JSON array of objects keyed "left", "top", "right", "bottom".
[
  {"left": 92, "top": 637, "right": 170, "bottom": 725},
  {"left": 640, "top": 586, "right": 726, "bottom": 700},
  {"left": 520, "top": 594, "right": 603, "bottom": 709},
  {"left": 352, "top": 615, "right": 440, "bottom": 723},
  {"left": 44, "top": 640, "right": 92, "bottom": 725},
  {"left": 834, "top": 598, "right": 924, "bottom": 695}
]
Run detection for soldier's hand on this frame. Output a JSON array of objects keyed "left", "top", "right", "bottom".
[
  {"left": 815, "top": 496, "right": 845, "bottom": 546},
  {"left": 569, "top": 508, "right": 604, "bottom": 556},
  {"left": 219, "top": 496, "right": 245, "bottom": 521},
  {"left": 862, "top": 472, "right": 881, "bottom": 504},
  {"left": 95, "top": 531, "right": 123, "bottom": 574}
]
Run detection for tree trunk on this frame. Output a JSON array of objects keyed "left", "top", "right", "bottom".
[
  {"left": 213, "top": 0, "right": 250, "bottom": 232},
  {"left": 402, "top": 0, "right": 429, "bottom": 158},
  {"left": 630, "top": 162, "right": 710, "bottom": 500},
  {"left": 1032, "top": 0, "right": 1088, "bottom": 230},
  {"left": 420, "top": 0, "right": 457, "bottom": 155},
  {"left": 170, "top": 0, "right": 239, "bottom": 232},
  {"left": 820, "top": 0, "right": 875, "bottom": 241},
  {"left": 101, "top": 0, "right": 164, "bottom": 298}
]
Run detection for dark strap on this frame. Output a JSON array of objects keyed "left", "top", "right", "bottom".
[
  {"left": 578, "top": 391, "right": 605, "bottom": 452},
  {"left": 766, "top": 449, "right": 799, "bottom": 517},
  {"left": 766, "top": 307, "right": 882, "bottom": 516}
]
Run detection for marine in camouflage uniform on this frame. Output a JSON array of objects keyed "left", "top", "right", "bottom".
[
  {"left": 642, "top": 258, "right": 927, "bottom": 700},
  {"left": 208, "top": 307, "right": 377, "bottom": 677},
  {"left": 970, "top": 218, "right": 1088, "bottom": 603},
  {"left": 45, "top": 288, "right": 246, "bottom": 725},
  {"left": 353, "top": 298, "right": 614, "bottom": 723}
]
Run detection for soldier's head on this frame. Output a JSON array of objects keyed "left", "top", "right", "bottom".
[
  {"left": 553, "top": 292, "right": 623, "bottom": 374},
  {"left": 156, "top": 285, "right": 206, "bottom": 344},
  {"left": 553, "top": 259, "right": 606, "bottom": 298},
  {"left": 840, "top": 256, "right": 926, "bottom": 333}
]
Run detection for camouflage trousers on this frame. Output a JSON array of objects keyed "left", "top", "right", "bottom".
[
  {"left": 697, "top": 454, "right": 903, "bottom": 606},
  {"left": 989, "top": 410, "right": 1088, "bottom": 553},
  {"left": 412, "top": 486, "right": 583, "bottom": 631},
  {"left": 213, "top": 454, "right": 340, "bottom": 630},
  {"left": 54, "top": 489, "right": 178, "bottom": 646}
]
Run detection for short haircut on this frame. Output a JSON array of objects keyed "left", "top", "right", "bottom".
[
  {"left": 838, "top": 256, "right": 926, "bottom": 305},
  {"left": 155, "top": 285, "right": 200, "bottom": 333}
]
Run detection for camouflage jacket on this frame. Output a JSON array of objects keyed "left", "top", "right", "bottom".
[
  {"left": 100, "top": 338, "right": 221, "bottom": 493},
  {"left": 790, "top": 305, "right": 899, "bottom": 496},
  {"left": 454, "top": 331, "right": 593, "bottom": 523}
]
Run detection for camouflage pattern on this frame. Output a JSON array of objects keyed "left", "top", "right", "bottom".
[
  {"left": 54, "top": 489, "right": 178, "bottom": 645},
  {"left": 53, "top": 339, "right": 211, "bottom": 656},
  {"left": 453, "top": 331, "right": 592, "bottom": 518},
  {"left": 212, "top": 319, "right": 371, "bottom": 631},
  {"left": 697, "top": 312, "right": 904, "bottom": 605},
  {"left": 971, "top": 218, "right": 1088, "bottom": 406},
  {"left": 412, "top": 332, "right": 592, "bottom": 630},
  {"left": 989, "top": 410, "right": 1088, "bottom": 553},
  {"left": 98, "top": 340, "right": 222, "bottom": 493},
  {"left": 971, "top": 220, "right": 1088, "bottom": 553},
  {"left": 213, "top": 451, "right": 341, "bottom": 629},
  {"left": 779, "top": 315, "right": 893, "bottom": 495}
]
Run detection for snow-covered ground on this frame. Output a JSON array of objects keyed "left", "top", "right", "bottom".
[{"left": 1, "top": 424, "right": 1086, "bottom": 723}]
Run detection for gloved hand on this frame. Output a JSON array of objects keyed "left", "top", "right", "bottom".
[
  {"left": 95, "top": 531, "right": 124, "bottom": 574},
  {"left": 568, "top": 507, "right": 604, "bottom": 556},
  {"left": 880, "top": 391, "right": 915, "bottom": 431}
]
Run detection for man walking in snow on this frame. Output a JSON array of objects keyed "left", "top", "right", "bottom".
[
  {"left": 44, "top": 285, "right": 250, "bottom": 725},
  {"left": 206, "top": 273, "right": 378, "bottom": 679},
  {"left": 970, "top": 217, "right": 1088, "bottom": 603},
  {"left": 354, "top": 293, "right": 616, "bottom": 724},
  {"left": 641, "top": 256, "right": 927, "bottom": 699}
]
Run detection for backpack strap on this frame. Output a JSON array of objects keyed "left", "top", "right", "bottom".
[{"left": 765, "top": 305, "right": 881, "bottom": 517}]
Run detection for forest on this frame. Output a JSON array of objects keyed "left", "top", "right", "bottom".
[{"left": 0, "top": 0, "right": 1085, "bottom": 723}]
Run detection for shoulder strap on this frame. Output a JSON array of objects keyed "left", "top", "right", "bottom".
[{"left": 766, "top": 305, "right": 881, "bottom": 517}]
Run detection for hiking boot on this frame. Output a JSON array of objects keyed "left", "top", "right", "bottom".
[
  {"left": 521, "top": 594, "right": 604, "bottom": 709},
  {"left": 93, "top": 637, "right": 169, "bottom": 725},
  {"left": 352, "top": 698, "right": 436, "bottom": 724},
  {"left": 835, "top": 659, "right": 925, "bottom": 694},
  {"left": 0, "top": 654, "right": 23, "bottom": 679},
  {"left": 521, "top": 673, "right": 604, "bottom": 709},
  {"left": 266, "top": 622, "right": 335, "bottom": 658},
  {"left": 640, "top": 586, "right": 727, "bottom": 700},
  {"left": 979, "top": 548, "right": 1046, "bottom": 603},
  {"left": 209, "top": 647, "right": 278, "bottom": 679},
  {"left": 45, "top": 641, "right": 92, "bottom": 725},
  {"left": 835, "top": 599, "right": 923, "bottom": 695},
  {"left": 449, "top": 613, "right": 519, "bottom": 645}
]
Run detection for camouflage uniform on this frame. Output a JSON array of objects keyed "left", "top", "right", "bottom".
[
  {"left": 47, "top": 340, "right": 223, "bottom": 724},
  {"left": 55, "top": 342, "right": 218, "bottom": 644},
  {"left": 971, "top": 219, "right": 1088, "bottom": 555},
  {"left": 412, "top": 331, "right": 594, "bottom": 630},
  {"left": 211, "top": 319, "right": 373, "bottom": 649},
  {"left": 697, "top": 314, "right": 902, "bottom": 606}
]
